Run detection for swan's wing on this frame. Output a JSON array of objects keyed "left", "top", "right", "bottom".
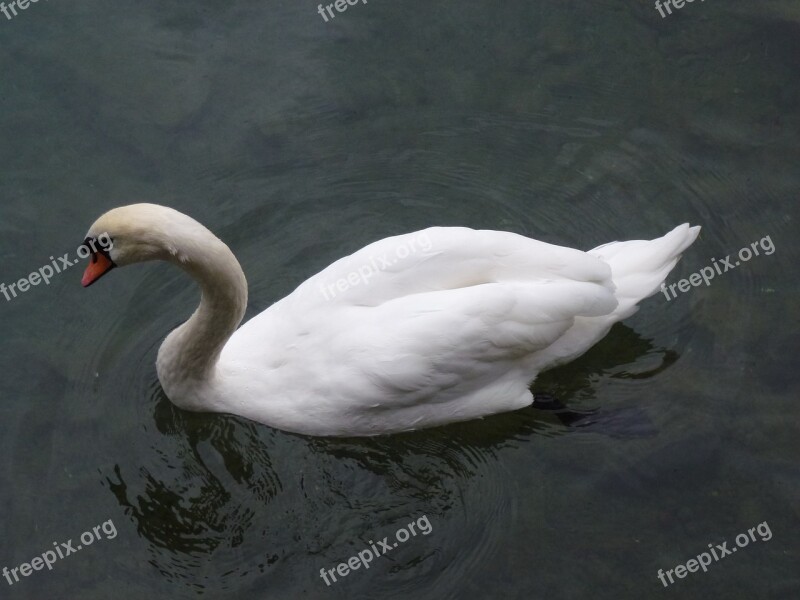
[
  {"left": 318, "top": 277, "right": 618, "bottom": 410},
  {"left": 289, "top": 227, "right": 614, "bottom": 308}
]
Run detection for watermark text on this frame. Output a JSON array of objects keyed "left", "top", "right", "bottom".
[
  {"left": 1, "top": 233, "right": 112, "bottom": 303},
  {"left": 318, "top": 232, "right": 432, "bottom": 301},
  {"left": 661, "top": 235, "right": 774, "bottom": 301},
  {"left": 320, "top": 515, "right": 432, "bottom": 586},
  {"left": 3, "top": 519, "right": 118, "bottom": 587},
  {"left": 657, "top": 521, "right": 772, "bottom": 587}
]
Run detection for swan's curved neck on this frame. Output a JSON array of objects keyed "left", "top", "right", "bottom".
[{"left": 155, "top": 229, "right": 247, "bottom": 397}]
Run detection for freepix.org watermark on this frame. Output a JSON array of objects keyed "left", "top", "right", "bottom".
[
  {"left": 316, "top": 0, "right": 369, "bottom": 23},
  {"left": 0, "top": 233, "right": 112, "bottom": 303},
  {"left": 657, "top": 521, "right": 772, "bottom": 588},
  {"left": 1, "top": 0, "right": 48, "bottom": 23},
  {"left": 317, "top": 232, "right": 432, "bottom": 301},
  {"left": 661, "top": 235, "right": 774, "bottom": 301},
  {"left": 3, "top": 519, "right": 117, "bottom": 587},
  {"left": 319, "top": 515, "right": 432, "bottom": 586},
  {"left": 654, "top": 0, "right": 705, "bottom": 19}
]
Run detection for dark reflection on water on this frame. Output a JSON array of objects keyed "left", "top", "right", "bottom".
[
  {"left": 107, "top": 397, "right": 282, "bottom": 555},
  {"left": 535, "top": 323, "right": 682, "bottom": 403}
]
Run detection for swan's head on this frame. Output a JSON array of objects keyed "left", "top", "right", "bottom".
[{"left": 81, "top": 203, "right": 218, "bottom": 287}]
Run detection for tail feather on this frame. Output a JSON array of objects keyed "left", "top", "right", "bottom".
[
  {"left": 589, "top": 223, "right": 700, "bottom": 318},
  {"left": 530, "top": 224, "right": 700, "bottom": 371}
]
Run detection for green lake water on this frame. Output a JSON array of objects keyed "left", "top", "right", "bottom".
[{"left": 0, "top": 1, "right": 797, "bottom": 598}]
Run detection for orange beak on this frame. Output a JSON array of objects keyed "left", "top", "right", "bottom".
[{"left": 82, "top": 252, "right": 115, "bottom": 287}]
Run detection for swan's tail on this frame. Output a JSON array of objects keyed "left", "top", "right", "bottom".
[{"left": 589, "top": 223, "right": 701, "bottom": 319}]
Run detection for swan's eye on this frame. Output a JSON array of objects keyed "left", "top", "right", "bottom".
[{"left": 82, "top": 236, "right": 114, "bottom": 262}]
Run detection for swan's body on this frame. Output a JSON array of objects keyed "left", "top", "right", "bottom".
[{"left": 83, "top": 204, "right": 699, "bottom": 436}]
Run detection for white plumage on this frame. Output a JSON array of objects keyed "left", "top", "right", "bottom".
[{"left": 83, "top": 204, "right": 699, "bottom": 436}]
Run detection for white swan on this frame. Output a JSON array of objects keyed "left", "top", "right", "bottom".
[{"left": 81, "top": 204, "right": 699, "bottom": 436}]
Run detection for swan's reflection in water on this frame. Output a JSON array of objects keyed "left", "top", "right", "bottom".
[
  {"left": 107, "top": 408, "right": 282, "bottom": 554},
  {"left": 103, "top": 323, "right": 679, "bottom": 594}
]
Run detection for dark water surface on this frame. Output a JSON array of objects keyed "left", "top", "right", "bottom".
[{"left": 1, "top": 1, "right": 798, "bottom": 598}]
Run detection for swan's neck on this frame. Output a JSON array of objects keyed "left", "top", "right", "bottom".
[{"left": 155, "top": 230, "right": 247, "bottom": 402}]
